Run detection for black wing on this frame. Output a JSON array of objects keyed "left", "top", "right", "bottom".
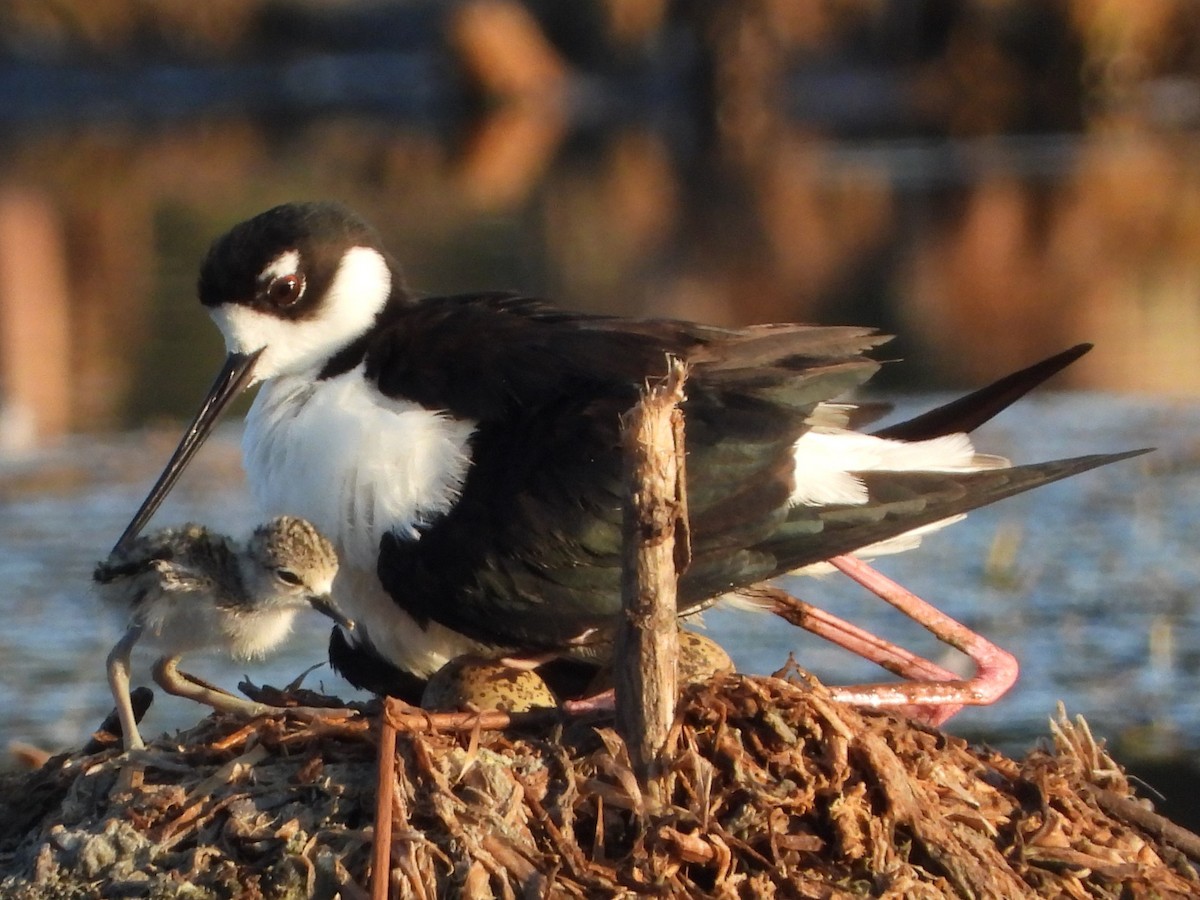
[
  {"left": 369, "top": 297, "right": 1139, "bottom": 651},
  {"left": 370, "top": 294, "right": 885, "bottom": 647}
]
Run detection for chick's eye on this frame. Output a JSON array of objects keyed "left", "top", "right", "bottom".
[
  {"left": 275, "top": 568, "right": 304, "bottom": 587},
  {"left": 265, "top": 273, "right": 304, "bottom": 308}
]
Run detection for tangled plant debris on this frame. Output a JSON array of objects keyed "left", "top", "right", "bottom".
[{"left": 1, "top": 670, "right": 1197, "bottom": 898}]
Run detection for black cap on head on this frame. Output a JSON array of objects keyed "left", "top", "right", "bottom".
[{"left": 198, "top": 202, "right": 384, "bottom": 313}]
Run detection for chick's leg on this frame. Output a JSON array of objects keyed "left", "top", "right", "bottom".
[{"left": 106, "top": 625, "right": 146, "bottom": 751}]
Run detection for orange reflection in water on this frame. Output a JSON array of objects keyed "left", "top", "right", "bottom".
[{"left": 0, "top": 112, "right": 1198, "bottom": 448}]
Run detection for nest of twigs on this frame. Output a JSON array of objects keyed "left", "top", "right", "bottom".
[{"left": 1, "top": 670, "right": 1198, "bottom": 898}]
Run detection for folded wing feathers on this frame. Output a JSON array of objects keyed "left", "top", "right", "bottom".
[
  {"left": 687, "top": 324, "right": 890, "bottom": 367},
  {"left": 790, "top": 431, "right": 1010, "bottom": 507},
  {"left": 772, "top": 450, "right": 1149, "bottom": 575}
]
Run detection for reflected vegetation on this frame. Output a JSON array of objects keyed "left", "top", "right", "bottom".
[
  {"left": 1, "top": 0, "right": 1199, "bottom": 445},
  {"left": 9, "top": 118, "right": 1198, "bottom": 444},
  {"left": 1, "top": 1, "right": 1199, "bottom": 796}
]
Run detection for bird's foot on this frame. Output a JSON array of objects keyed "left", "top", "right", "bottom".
[{"left": 153, "top": 656, "right": 357, "bottom": 727}]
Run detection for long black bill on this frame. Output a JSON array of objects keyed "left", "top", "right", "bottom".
[{"left": 114, "top": 349, "right": 264, "bottom": 554}]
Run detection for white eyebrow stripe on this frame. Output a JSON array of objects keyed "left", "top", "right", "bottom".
[
  {"left": 210, "top": 246, "right": 392, "bottom": 381},
  {"left": 259, "top": 249, "right": 301, "bottom": 283}
]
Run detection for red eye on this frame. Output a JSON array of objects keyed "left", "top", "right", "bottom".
[{"left": 265, "top": 274, "right": 304, "bottom": 308}]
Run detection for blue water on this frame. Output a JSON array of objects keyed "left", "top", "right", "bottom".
[{"left": 1, "top": 394, "right": 1197, "bottom": 756}]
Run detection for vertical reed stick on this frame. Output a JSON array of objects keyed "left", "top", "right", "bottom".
[
  {"left": 614, "top": 358, "right": 689, "bottom": 801},
  {"left": 372, "top": 715, "right": 397, "bottom": 900}
]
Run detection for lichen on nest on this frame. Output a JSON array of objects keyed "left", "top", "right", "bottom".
[{"left": 1, "top": 671, "right": 1198, "bottom": 898}]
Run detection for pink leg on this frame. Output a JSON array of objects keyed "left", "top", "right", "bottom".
[
  {"left": 760, "top": 585, "right": 963, "bottom": 724},
  {"left": 562, "top": 689, "right": 615, "bottom": 715},
  {"left": 506, "top": 557, "right": 1017, "bottom": 728},
  {"left": 817, "top": 554, "right": 1019, "bottom": 725},
  {"left": 561, "top": 573, "right": 975, "bottom": 725},
  {"left": 764, "top": 586, "right": 958, "bottom": 682}
]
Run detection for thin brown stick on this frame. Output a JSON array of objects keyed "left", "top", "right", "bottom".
[
  {"left": 1090, "top": 786, "right": 1200, "bottom": 864},
  {"left": 614, "top": 358, "right": 688, "bottom": 798},
  {"left": 372, "top": 714, "right": 397, "bottom": 900},
  {"left": 379, "top": 695, "right": 614, "bottom": 736}
]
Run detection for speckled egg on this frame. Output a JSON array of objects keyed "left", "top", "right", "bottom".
[
  {"left": 587, "top": 630, "right": 735, "bottom": 692},
  {"left": 677, "top": 630, "right": 735, "bottom": 683},
  {"left": 421, "top": 656, "right": 559, "bottom": 712}
]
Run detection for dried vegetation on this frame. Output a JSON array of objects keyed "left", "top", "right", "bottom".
[{"left": 1, "top": 670, "right": 1197, "bottom": 898}]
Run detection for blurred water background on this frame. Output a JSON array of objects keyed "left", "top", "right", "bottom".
[{"left": 1, "top": 1, "right": 1199, "bottom": 823}]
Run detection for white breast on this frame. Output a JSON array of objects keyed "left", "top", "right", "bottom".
[
  {"left": 242, "top": 365, "right": 485, "bottom": 675},
  {"left": 243, "top": 364, "right": 476, "bottom": 570}
]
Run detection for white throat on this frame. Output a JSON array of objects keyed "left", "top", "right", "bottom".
[{"left": 209, "top": 246, "right": 392, "bottom": 381}]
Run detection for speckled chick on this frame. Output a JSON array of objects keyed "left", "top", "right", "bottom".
[
  {"left": 421, "top": 656, "right": 559, "bottom": 713},
  {"left": 98, "top": 516, "right": 351, "bottom": 750}
]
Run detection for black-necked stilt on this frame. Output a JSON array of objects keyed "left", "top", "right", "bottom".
[
  {"left": 115, "top": 201, "right": 1144, "bottom": 717},
  {"left": 99, "top": 515, "right": 352, "bottom": 749}
]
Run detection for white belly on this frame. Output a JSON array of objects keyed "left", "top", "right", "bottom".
[
  {"left": 242, "top": 365, "right": 486, "bottom": 676},
  {"left": 126, "top": 588, "right": 298, "bottom": 661}
]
